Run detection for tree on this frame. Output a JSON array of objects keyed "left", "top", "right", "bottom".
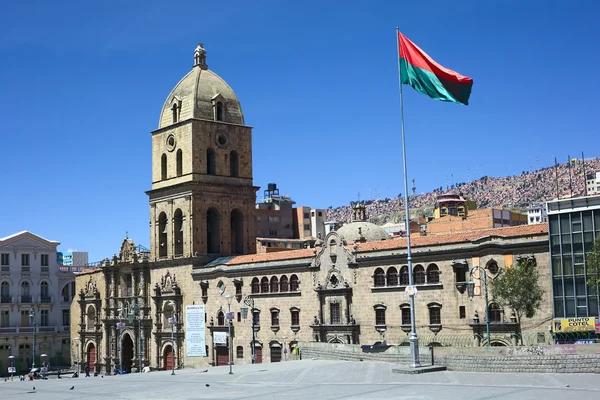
[
  {"left": 491, "top": 258, "right": 544, "bottom": 328},
  {"left": 586, "top": 237, "right": 600, "bottom": 288}
]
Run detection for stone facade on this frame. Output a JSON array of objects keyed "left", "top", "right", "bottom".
[{"left": 72, "top": 44, "right": 555, "bottom": 373}]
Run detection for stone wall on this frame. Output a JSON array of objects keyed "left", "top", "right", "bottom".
[{"left": 297, "top": 341, "right": 600, "bottom": 373}]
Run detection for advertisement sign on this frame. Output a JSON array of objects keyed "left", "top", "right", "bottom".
[
  {"left": 552, "top": 317, "right": 596, "bottom": 333},
  {"left": 185, "top": 305, "right": 206, "bottom": 357},
  {"left": 595, "top": 318, "right": 600, "bottom": 334},
  {"left": 213, "top": 331, "right": 227, "bottom": 345}
]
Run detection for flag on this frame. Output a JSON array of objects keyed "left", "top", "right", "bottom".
[{"left": 398, "top": 31, "right": 473, "bottom": 105}]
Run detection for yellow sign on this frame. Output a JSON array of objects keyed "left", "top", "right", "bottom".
[{"left": 552, "top": 317, "right": 596, "bottom": 333}]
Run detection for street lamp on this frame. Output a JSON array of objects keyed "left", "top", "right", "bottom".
[
  {"left": 241, "top": 295, "right": 256, "bottom": 364},
  {"left": 116, "top": 308, "right": 126, "bottom": 375},
  {"left": 466, "top": 266, "right": 491, "bottom": 347},
  {"left": 128, "top": 303, "right": 142, "bottom": 372},
  {"left": 282, "top": 336, "right": 288, "bottom": 361},
  {"left": 166, "top": 300, "right": 176, "bottom": 376},
  {"left": 28, "top": 306, "right": 36, "bottom": 370},
  {"left": 224, "top": 294, "right": 234, "bottom": 375}
]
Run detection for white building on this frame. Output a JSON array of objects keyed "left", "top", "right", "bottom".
[
  {"left": 586, "top": 172, "right": 600, "bottom": 196},
  {"left": 527, "top": 204, "right": 548, "bottom": 224},
  {"left": 0, "top": 231, "right": 77, "bottom": 373}
]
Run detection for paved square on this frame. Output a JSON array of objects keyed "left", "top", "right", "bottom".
[{"left": 1, "top": 360, "right": 599, "bottom": 399}]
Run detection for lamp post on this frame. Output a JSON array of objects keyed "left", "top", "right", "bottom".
[
  {"left": 242, "top": 295, "right": 256, "bottom": 364},
  {"left": 129, "top": 303, "right": 142, "bottom": 372},
  {"left": 167, "top": 300, "right": 176, "bottom": 376},
  {"left": 28, "top": 306, "right": 36, "bottom": 370},
  {"left": 224, "top": 294, "right": 233, "bottom": 375},
  {"left": 116, "top": 308, "right": 125, "bottom": 375},
  {"left": 466, "top": 266, "right": 491, "bottom": 347},
  {"left": 282, "top": 336, "right": 288, "bottom": 361}
]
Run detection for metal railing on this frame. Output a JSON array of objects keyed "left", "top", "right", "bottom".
[{"left": 20, "top": 295, "right": 32, "bottom": 303}]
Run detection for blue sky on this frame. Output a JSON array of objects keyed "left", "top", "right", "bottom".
[{"left": 1, "top": 0, "right": 599, "bottom": 261}]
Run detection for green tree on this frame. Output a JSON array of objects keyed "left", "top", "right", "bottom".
[
  {"left": 491, "top": 258, "right": 544, "bottom": 328},
  {"left": 585, "top": 237, "right": 600, "bottom": 288}
]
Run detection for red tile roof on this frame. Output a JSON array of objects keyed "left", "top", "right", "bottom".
[{"left": 222, "top": 223, "right": 548, "bottom": 265}]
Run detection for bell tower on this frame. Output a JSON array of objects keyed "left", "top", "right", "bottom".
[{"left": 146, "top": 44, "right": 258, "bottom": 263}]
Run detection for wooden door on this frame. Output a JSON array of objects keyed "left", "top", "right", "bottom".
[
  {"left": 164, "top": 346, "right": 175, "bottom": 370},
  {"left": 216, "top": 346, "right": 229, "bottom": 366},
  {"left": 255, "top": 346, "right": 262, "bottom": 364},
  {"left": 87, "top": 344, "right": 96, "bottom": 372}
]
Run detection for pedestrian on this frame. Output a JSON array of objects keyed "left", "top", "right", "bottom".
[{"left": 85, "top": 365, "right": 90, "bottom": 378}]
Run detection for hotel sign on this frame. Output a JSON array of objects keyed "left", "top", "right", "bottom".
[{"left": 552, "top": 317, "right": 596, "bottom": 333}]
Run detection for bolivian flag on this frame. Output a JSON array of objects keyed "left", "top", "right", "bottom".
[{"left": 398, "top": 31, "right": 473, "bottom": 105}]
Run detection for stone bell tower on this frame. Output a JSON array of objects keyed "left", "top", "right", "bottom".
[{"left": 146, "top": 43, "right": 258, "bottom": 263}]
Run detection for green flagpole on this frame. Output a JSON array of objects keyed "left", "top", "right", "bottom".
[{"left": 396, "top": 27, "right": 420, "bottom": 368}]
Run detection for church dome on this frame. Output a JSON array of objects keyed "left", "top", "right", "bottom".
[
  {"left": 337, "top": 221, "right": 391, "bottom": 243},
  {"left": 158, "top": 44, "right": 244, "bottom": 128}
]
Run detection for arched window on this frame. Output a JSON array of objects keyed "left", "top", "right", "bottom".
[
  {"left": 171, "top": 103, "right": 179, "bottom": 123},
  {"left": 21, "top": 281, "right": 30, "bottom": 296},
  {"left": 427, "top": 264, "right": 440, "bottom": 284},
  {"left": 413, "top": 265, "right": 425, "bottom": 285},
  {"left": 400, "top": 303, "right": 411, "bottom": 325},
  {"left": 387, "top": 267, "right": 398, "bottom": 286},
  {"left": 206, "top": 148, "right": 216, "bottom": 175},
  {"left": 280, "top": 275, "right": 289, "bottom": 292},
  {"left": 290, "top": 275, "right": 299, "bottom": 291},
  {"left": 489, "top": 302, "right": 503, "bottom": 322},
  {"left": 400, "top": 266, "right": 409, "bottom": 285},
  {"left": 217, "top": 311, "right": 225, "bottom": 326},
  {"left": 176, "top": 149, "right": 183, "bottom": 177},
  {"left": 174, "top": 209, "right": 184, "bottom": 256},
  {"left": 428, "top": 302, "right": 442, "bottom": 325},
  {"left": 236, "top": 346, "right": 244, "bottom": 359},
  {"left": 373, "top": 268, "right": 385, "bottom": 287},
  {"left": 163, "top": 302, "right": 175, "bottom": 327},
  {"left": 86, "top": 305, "right": 95, "bottom": 330},
  {"left": 374, "top": 304, "right": 386, "bottom": 326},
  {"left": 260, "top": 277, "right": 269, "bottom": 293},
  {"left": 216, "top": 102, "right": 224, "bottom": 121},
  {"left": 270, "top": 276, "right": 279, "bottom": 293},
  {"left": 40, "top": 282, "right": 49, "bottom": 302},
  {"left": 161, "top": 154, "right": 167, "bottom": 180},
  {"left": 206, "top": 208, "right": 221, "bottom": 254},
  {"left": 230, "top": 209, "right": 244, "bottom": 254},
  {"left": 0, "top": 281, "right": 10, "bottom": 302},
  {"left": 158, "top": 212, "right": 168, "bottom": 258},
  {"left": 251, "top": 278, "right": 260, "bottom": 294},
  {"left": 230, "top": 150, "right": 239, "bottom": 177}
]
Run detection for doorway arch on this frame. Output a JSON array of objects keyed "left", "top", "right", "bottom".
[
  {"left": 122, "top": 334, "right": 134, "bottom": 373},
  {"left": 164, "top": 344, "right": 176, "bottom": 371},
  {"left": 86, "top": 343, "right": 96, "bottom": 372}
]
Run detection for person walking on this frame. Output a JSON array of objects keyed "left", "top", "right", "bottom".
[{"left": 84, "top": 365, "right": 90, "bottom": 378}]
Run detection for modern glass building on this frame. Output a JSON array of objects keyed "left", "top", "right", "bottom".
[{"left": 548, "top": 195, "right": 600, "bottom": 318}]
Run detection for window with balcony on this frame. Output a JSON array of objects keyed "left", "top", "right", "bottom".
[
  {"left": 400, "top": 303, "right": 411, "bottom": 326},
  {"left": 290, "top": 308, "right": 300, "bottom": 326},
  {"left": 40, "top": 282, "right": 50, "bottom": 303},
  {"left": 428, "top": 303, "right": 442, "bottom": 325},
  {"left": 374, "top": 304, "right": 386, "bottom": 327},
  {"left": 270, "top": 308, "right": 280, "bottom": 327},
  {"left": 21, "top": 310, "right": 29, "bottom": 327},
  {"left": 0, "top": 282, "right": 10, "bottom": 303},
  {"left": 21, "top": 254, "right": 30, "bottom": 266},
  {"left": 21, "top": 282, "right": 31, "bottom": 303},
  {"left": 41, "top": 310, "right": 49, "bottom": 326},
  {"left": 329, "top": 302, "right": 341, "bottom": 324},
  {"left": 1, "top": 253, "right": 9, "bottom": 266},
  {"left": 41, "top": 254, "right": 49, "bottom": 267},
  {"left": 252, "top": 309, "right": 260, "bottom": 327}
]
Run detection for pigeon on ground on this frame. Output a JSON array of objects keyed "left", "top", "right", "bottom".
[
  {"left": 101, "top": 376, "right": 104, "bottom": 378},
  {"left": 200, "top": 369, "right": 208, "bottom": 373},
  {"left": 70, "top": 386, "right": 74, "bottom": 390},
  {"left": 33, "top": 387, "right": 35, "bottom": 390},
  {"left": 205, "top": 384, "right": 210, "bottom": 387}
]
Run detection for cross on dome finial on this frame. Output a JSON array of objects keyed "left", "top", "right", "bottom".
[{"left": 194, "top": 43, "right": 208, "bottom": 69}]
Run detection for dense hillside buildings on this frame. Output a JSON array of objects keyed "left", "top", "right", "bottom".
[
  {"left": 0, "top": 231, "right": 76, "bottom": 373},
  {"left": 71, "top": 44, "right": 556, "bottom": 374}
]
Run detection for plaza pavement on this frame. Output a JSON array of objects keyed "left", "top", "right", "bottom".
[{"left": 1, "top": 359, "right": 599, "bottom": 400}]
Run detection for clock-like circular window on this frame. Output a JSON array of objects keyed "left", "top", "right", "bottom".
[
  {"left": 166, "top": 134, "right": 176, "bottom": 152},
  {"left": 217, "top": 134, "right": 227, "bottom": 146}
]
